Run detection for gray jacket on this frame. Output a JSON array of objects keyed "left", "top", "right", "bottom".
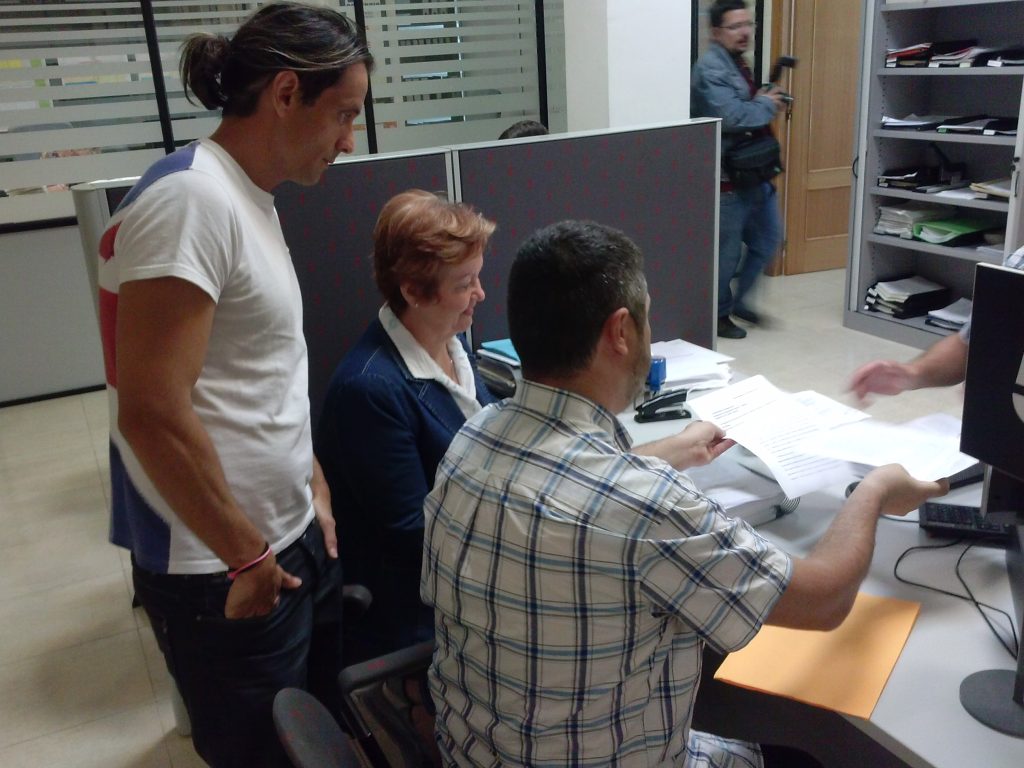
[{"left": 691, "top": 42, "right": 779, "bottom": 159}]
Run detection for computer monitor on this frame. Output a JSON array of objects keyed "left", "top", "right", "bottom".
[{"left": 959, "top": 261, "right": 1024, "bottom": 737}]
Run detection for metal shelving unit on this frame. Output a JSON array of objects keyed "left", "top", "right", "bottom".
[{"left": 845, "top": 0, "right": 1024, "bottom": 348}]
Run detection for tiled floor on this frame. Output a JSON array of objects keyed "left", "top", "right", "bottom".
[{"left": 0, "top": 268, "right": 964, "bottom": 766}]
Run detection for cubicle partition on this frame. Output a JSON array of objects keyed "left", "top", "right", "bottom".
[
  {"left": 275, "top": 149, "right": 452, "bottom": 428},
  {"left": 453, "top": 120, "right": 719, "bottom": 348},
  {"left": 71, "top": 120, "right": 718, "bottom": 423}
]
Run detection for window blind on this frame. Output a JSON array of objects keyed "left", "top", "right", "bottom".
[
  {"left": 0, "top": 0, "right": 545, "bottom": 226},
  {"left": 364, "top": 0, "right": 544, "bottom": 152}
]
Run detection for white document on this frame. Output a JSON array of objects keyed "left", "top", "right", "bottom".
[
  {"left": 798, "top": 413, "right": 978, "bottom": 482},
  {"left": 687, "top": 376, "right": 869, "bottom": 498},
  {"left": 927, "top": 297, "right": 972, "bottom": 325}
]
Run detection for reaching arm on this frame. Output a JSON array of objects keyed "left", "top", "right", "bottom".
[
  {"left": 766, "top": 464, "right": 948, "bottom": 630},
  {"left": 116, "top": 276, "right": 300, "bottom": 618},
  {"left": 849, "top": 332, "right": 969, "bottom": 403},
  {"left": 633, "top": 421, "right": 736, "bottom": 471}
]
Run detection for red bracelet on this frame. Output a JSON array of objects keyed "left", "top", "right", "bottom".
[{"left": 227, "top": 542, "right": 272, "bottom": 581}]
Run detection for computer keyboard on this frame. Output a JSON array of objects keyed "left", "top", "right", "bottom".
[{"left": 918, "top": 502, "right": 1015, "bottom": 545}]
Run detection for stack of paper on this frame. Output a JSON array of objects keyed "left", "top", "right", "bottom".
[
  {"left": 930, "top": 45, "right": 996, "bottom": 67},
  {"left": 880, "top": 113, "right": 951, "bottom": 130},
  {"left": 936, "top": 116, "right": 992, "bottom": 133},
  {"left": 864, "top": 275, "right": 950, "bottom": 319},
  {"left": 969, "top": 177, "right": 1011, "bottom": 198},
  {"left": 885, "top": 42, "right": 931, "bottom": 67},
  {"left": 926, "top": 297, "right": 972, "bottom": 331},
  {"left": 873, "top": 203, "right": 945, "bottom": 239},
  {"left": 476, "top": 339, "right": 521, "bottom": 397},
  {"left": 649, "top": 338, "right": 732, "bottom": 393},
  {"left": 938, "top": 117, "right": 1016, "bottom": 136},
  {"left": 876, "top": 165, "right": 940, "bottom": 188},
  {"left": 479, "top": 338, "right": 519, "bottom": 363}
]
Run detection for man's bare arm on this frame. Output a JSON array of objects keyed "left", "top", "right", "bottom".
[
  {"left": 766, "top": 465, "right": 947, "bottom": 630},
  {"left": 116, "top": 277, "right": 299, "bottom": 617}
]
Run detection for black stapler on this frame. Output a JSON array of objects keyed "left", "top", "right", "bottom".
[{"left": 635, "top": 388, "right": 690, "bottom": 423}]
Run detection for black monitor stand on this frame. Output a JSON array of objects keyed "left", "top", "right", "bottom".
[{"left": 959, "top": 467, "right": 1024, "bottom": 737}]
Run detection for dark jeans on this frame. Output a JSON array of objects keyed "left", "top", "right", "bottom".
[
  {"left": 718, "top": 181, "right": 782, "bottom": 318},
  {"left": 133, "top": 521, "right": 342, "bottom": 768}
]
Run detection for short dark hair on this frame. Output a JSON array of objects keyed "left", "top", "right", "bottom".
[
  {"left": 498, "top": 119, "right": 549, "bottom": 140},
  {"left": 180, "top": 1, "right": 373, "bottom": 117},
  {"left": 710, "top": 0, "right": 748, "bottom": 28},
  {"left": 508, "top": 221, "right": 647, "bottom": 379},
  {"left": 373, "top": 190, "right": 495, "bottom": 315}
]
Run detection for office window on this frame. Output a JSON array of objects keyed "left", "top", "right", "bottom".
[
  {"left": 0, "top": 0, "right": 551, "bottom": 227},
  {"left": 364, "top": 0, "right": 546, "bottom": 152},
  {"left": 0, "top": 1, "right": 283, "bottom": 226}
]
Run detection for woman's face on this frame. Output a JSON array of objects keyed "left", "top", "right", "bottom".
[{"left": 408, "top": 250, "right": 486, "bottom": 339}]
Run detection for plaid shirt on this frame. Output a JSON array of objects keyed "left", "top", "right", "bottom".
[{"left": 422, "top": 381, "right": 792, "bottom": 767}]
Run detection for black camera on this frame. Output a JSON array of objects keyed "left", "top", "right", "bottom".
[{"left": 764, "top": 55, "right": 797, "bottom": 104}]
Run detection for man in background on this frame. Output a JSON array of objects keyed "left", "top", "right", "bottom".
[
  {"left": 499, "top": 118, "right": 549, "bottom": 140},
  {"left": 692, "top": 0, "right": 786, "bottom": 339}
]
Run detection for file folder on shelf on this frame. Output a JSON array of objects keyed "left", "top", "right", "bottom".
[
  {"left": 911, "top": 216, "right": 1000, "bottom": 246},
  {"left": 864, "top": 275, "right": 951, "bottom": 319}
]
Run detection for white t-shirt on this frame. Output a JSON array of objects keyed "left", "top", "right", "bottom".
[{"left": 99, "top": 138, "right": 314, "bottom": 574}]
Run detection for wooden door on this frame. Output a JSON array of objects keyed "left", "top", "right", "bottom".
[{"left": 775, "top": 0, "right": 864, "bottom": 274}]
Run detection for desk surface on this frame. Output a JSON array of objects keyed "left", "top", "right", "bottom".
[{"left": 623, "top": 413, "right": 1023, "bottom": 768}]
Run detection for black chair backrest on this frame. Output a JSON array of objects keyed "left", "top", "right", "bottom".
[
  {"left": 273, "top": 687, "right": 361, "bottom": 768},
  {"left": 337, "top": 640, "right": 438, "bottom": 768}
]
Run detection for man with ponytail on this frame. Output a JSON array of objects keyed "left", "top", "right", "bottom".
[{"left": 96, "top": 4, "right": 372, "bottom": 765}]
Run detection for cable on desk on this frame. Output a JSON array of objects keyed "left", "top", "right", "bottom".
[
  {"left": 893, "top": 540, "right": 1018, "bottom": 660},
  {"left": 954, "top": 543, "right": 1019, "bottom": 660}
]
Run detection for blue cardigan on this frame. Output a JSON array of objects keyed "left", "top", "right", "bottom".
[{"left": 315, "top": 317, "right": 496, "bottom": 663}]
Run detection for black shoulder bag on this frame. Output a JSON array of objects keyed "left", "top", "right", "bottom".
[{"left": 723, "top": 132, "right": 783, "bottom": 188}]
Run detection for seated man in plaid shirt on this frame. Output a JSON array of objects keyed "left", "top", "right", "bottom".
[{"left": 421, "top": 220, "right": 947, "bottom": 768}]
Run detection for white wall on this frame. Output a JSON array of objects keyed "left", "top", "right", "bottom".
[
  {"left": 563, "top": 0, "right": 611, "bottom": 131},
  {"left": 0, "top": 226, "right": 104, "bottom": 403},
  {"left": 564, "top": 0, "right": 691, "bottom": 131}
]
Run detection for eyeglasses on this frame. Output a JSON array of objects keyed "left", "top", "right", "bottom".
[{"left": 720, "top": 21, "right": 757, "bottom": 31}]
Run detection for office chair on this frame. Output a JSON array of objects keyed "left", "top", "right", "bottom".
[
  {"left": 337, "top": 640, "right": 438, "bottom": 768},
  {"left": 273, "top": 687, "right": 362, "bottom": 768}
]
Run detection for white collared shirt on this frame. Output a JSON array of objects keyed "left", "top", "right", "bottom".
[{"left": 379, "top": 304, "right": 480, "bottom": 419}]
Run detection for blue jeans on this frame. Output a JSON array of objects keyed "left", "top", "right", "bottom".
[
  {"left": 718, "top": 181, "right": 782, "bottom": 318},
  {"left": 133, "top": 521, "right": 342, "bottom": 768}
]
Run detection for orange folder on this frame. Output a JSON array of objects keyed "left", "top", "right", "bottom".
[{"left": 714, "top": 592, "right": 921, "bottom": 719}]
